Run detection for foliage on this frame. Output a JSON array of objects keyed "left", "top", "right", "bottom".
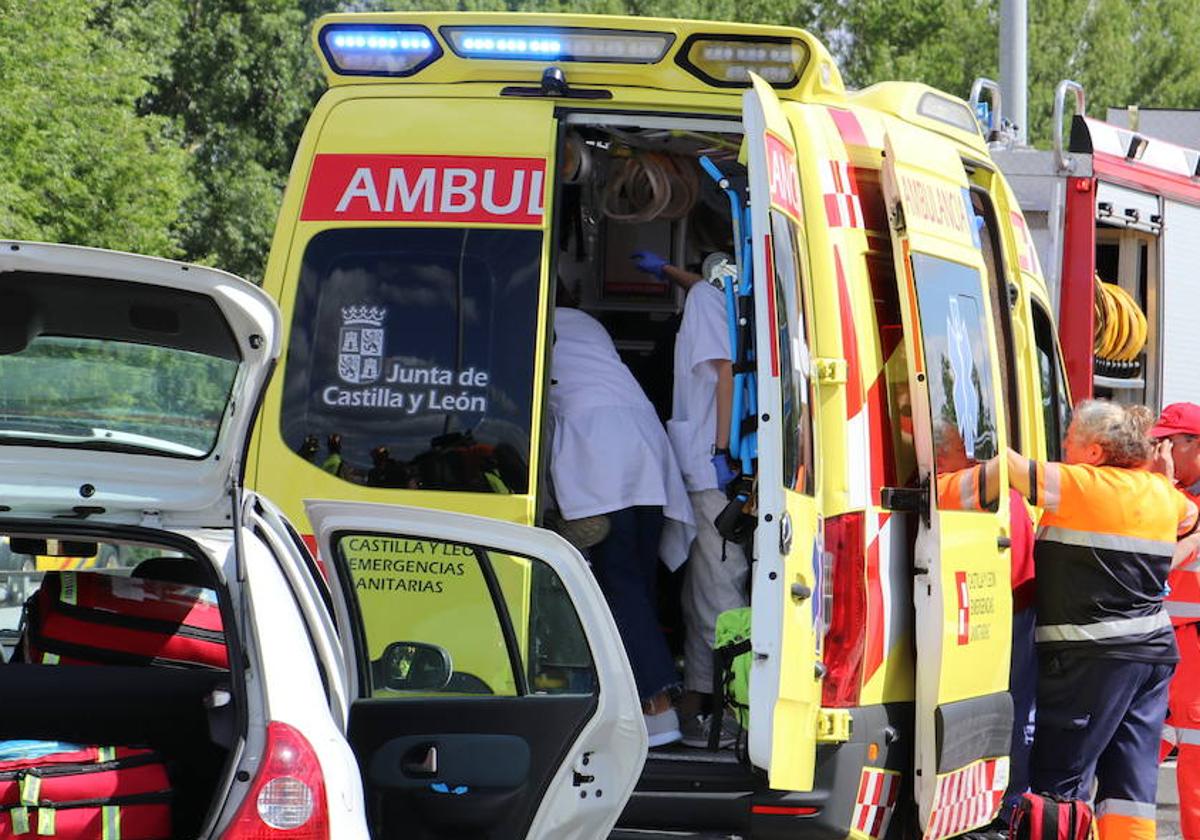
[
  {"left": 147, "top": 0, "right": 340, "bottom": 282},
  {"left": 0, "top": 0, "right": 190, "bottom": 256},
  {"left": 4, "top": 0, "right": 1200, "bottom": 278}
]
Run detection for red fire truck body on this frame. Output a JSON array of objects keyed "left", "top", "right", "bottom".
[{"left": 983, "top": 83, "right": 1200, "bottom": 412}]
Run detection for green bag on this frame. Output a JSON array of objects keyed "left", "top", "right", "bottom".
[{"left": 713, "top": 606, "right": 752, "bottom": 729}]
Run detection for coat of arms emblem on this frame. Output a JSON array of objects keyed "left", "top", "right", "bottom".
[{"left": 338, "top": 305, "right": 386, "bottom": 385}]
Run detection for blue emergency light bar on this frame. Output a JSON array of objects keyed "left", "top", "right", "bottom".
[
  {"left": 319, "top": 24, "right": 442, "bottom": 76},
  {"left": 441, "top": 26, "right": 674, "bottom": 64}
]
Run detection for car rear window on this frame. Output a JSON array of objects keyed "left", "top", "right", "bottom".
[{"left": 280, "top": 228, "right": 541, "bottom": 494}]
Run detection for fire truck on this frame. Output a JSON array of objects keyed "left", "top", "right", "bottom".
[{"left": 972, "top": 79, "right": 1200, "bottom": 413}]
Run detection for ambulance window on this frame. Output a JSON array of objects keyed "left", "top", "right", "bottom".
[
  {"left": 1031, "top": 302, "right": 1070, "bottom": 461},
  {"left": 911, "top": 253, "right": 1000, "bottom": 512},
  {"left": 770, "top": 211, "right": 815, "bottom": 495},
  {"left": 970, "top": 188, "right": 1020, "bottom": 450},
  {"left": 281, "top": 228, "right": 541, "bottom": 494},
  {"left": 334, "top": 534, "right": 596, "bottom": 698}
]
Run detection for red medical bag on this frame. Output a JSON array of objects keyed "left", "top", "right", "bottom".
[
  {"left": 1009, "top": 792, "right": 1097, "bottom": 840},
  {"left": 24, "top": 572, "right": 227, "bottom": 670},
  {"left": 0, "top": 742, "right": 171, "bottom": 839}
]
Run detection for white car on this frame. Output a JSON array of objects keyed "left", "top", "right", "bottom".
[{"left": 0, "top": 241, "right": 647, "bottom": 839}]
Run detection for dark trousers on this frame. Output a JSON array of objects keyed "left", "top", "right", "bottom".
[
  {"left": 1002, "top": 607, "right": 1038, "bottom": 818},
  {"left": 1031, "top": 650, "right": 1173, "bottom": 821},
  {"left": 589, "top": 506, "right": 679, "bottom": 702}
]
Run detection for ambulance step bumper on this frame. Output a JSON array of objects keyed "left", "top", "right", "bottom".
[{"left": 617, "top": 703, "right": 913, "bottom": 840}]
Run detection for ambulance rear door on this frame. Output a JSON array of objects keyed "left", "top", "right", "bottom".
[
  {"left": 742, "top": 76, "right": 823, "bottom": 792},
  {"left": 255, "top": 93, "right": 558, "bottom": 697},
  {"left": 256, "top": 92, "right": 558, "bottom": 530},
  {"left": 879, "top": 118, "right": 1013, "bottom": 838}
]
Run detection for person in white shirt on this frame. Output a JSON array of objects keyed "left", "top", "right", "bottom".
[
  {"left": 548, "top": 302, "right": 695, "bottom": 747},
  {"left": 634, "top": 250, "right": 747, "bottom": 748}
]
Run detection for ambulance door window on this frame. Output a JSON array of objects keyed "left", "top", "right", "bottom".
[
  {"left": 335, "top": 534, "right": 596, "bottom": 698},
  {"left": 1031, "top": 301, "right": 1070, "bottom": 461},
  {"left": 281, "top": 228, "right": 542, "bottom": 495},
  {"left": 911, "top": 253, "right": 1001, "bottom": 512},
  {"left": 970, "top": 187, "right": 1019, "bottom": 450},
  {"left": 770, "top": 210, "right": 815, "bottom": 494}
]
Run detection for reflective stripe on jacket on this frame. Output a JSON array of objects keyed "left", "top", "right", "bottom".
[
  {"left": 1033, "top": 462, "right": 1196, "bottom": 661},
  {"left": 1167, "top": 481, "right": 1200, "bottom": 627}
]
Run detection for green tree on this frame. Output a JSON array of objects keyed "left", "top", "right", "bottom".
[
  {"left": 147, "top": 0, "right": 340, "bottom": 283},
  {"left": 0, "top": 0, "right": 190, "bottom": 255}
]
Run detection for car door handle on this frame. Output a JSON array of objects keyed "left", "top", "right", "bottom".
[
  {"left": 998, "top": 536, "right": 1012, "bottom": 550},
  {"left": 401, "top": 744, "right": 438, "bottom": 777}
]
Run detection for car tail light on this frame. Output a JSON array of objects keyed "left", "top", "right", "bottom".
[
  {"left": 223, "top": 722, "right": 329, "bottom": 839},
  {"left": 821, "top": 512, "right": 865, "bottom": 708}
]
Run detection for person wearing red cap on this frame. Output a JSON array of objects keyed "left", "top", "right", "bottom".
[{"left": 1151, "top": 402, "right": 1200, "bottom": 839}]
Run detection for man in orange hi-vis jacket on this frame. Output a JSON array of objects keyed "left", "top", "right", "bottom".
[
  {"left": 1151, "top": 403, "right": 1200, "bottom": 840},
  {"left": 1010, "top": 400, "right": 1199, "bottom": 840}
]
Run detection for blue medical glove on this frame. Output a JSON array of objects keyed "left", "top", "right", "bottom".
[
  {"left": 712, "top": 453, "right": 737, "bottom": 492},
  {"left": 631, "top": 251, "right": 669, "bottom": 279}
]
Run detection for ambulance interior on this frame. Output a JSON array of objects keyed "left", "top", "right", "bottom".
[
  {"left": 548, "top": 116, "right": 750, "bottom": 756},
  {"left": 0, "top": 534, "right": 235, "bottom": 835},
  {"left": 552, "top": 116, "right": 746, "bottom": 423}
]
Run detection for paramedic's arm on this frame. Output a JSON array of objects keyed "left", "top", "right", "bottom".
[
  {"left": 715, "top": 360, "right": 733, "bottom": 450},
  {"left": 1007, "top": 448, "right": 1035, "bottom": 502},
  {"left": 663, "top": 264, "right": 704, "bottom": 288},
  {"left": 1172, "top": 531, "right": 1200, "bottom": 571},
  {"left": 981, "top": 454, "right": 1001, "bottom": 506},
  {"left": 1173, "top": 494, "right": 1200, "bottom": 571}
]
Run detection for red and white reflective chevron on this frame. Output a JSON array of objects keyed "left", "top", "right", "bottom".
[
  {"left": 851, "top": 767, "right": 901, "bottom": 839},
  {"left": 821, "top": 159, "right": 864, "bottom": 228},
  {"left": 956, "top": 571, "right": 970, "bottom": 646},
  {"left": 925, "top": 757, "right": 1009, "bottom": 840}
]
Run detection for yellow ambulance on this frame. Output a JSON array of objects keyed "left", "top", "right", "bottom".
[{"left": 247, "top": 12, "right": 1072, "bottom": 839}]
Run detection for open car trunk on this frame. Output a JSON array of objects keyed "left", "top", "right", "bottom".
[
  {"left": 0, "top": 665, "right": 234, "bottom": 837},
  {"left": 0, "top": 539, "right": 240, "bottom": 839}
]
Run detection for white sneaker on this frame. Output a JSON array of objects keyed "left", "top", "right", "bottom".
[
  {"left": 680, "top": 712, "right": 741, "bottom": 749},
  {"left": 644, "top": 708, "right": 682, "bottom": 747}
]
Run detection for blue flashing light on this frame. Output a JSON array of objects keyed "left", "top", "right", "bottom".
[
  {"left": 330, "top": 31, "right": 432, "bottom": 52},
  {"left": 442, "top": 26, "right": 673, "bottom": 64},
  {"left": 320, "top": 24, "right": 441, "bottom": 76},
  {"left": 459, "top": 34, "right": 564, "bottom": 59}
]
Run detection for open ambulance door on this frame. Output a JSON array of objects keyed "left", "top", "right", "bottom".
[
  {"left": 742, "top": 76, "right": 823, "bottom": 792},
  {"left": 255, "top": 95, "right": 559, "bottom": 528},
  {"left": 879, "top": 120, "right": 1014, "bottom": 838},
  {"left": 307, "top": 500, "right": 646, "bottom": 840}
]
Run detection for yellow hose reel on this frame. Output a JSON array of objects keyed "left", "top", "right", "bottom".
[{"left": 1093, "top": 276, "right": 1148, "bottom": 377}]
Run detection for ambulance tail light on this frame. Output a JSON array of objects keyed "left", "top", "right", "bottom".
[
  {"left": 676, "top": 34, "right": 809, "bottom": 89},
  {"left": 318, "top": 24, "right": 441, "bottom": 77},
  {"left": 223, "top": 722, "right": 329, "bottom": 839},
  {"left": 821, "top": 511, "right": 866, "bottom": 708},
  {"left": 441, "top": 26, "right": 673, "bottom": 64}
]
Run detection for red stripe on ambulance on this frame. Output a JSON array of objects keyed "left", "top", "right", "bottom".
[
  {"left": 300, "top": 154, "right": 547, "bottom": 225},
  {"left": 764, "top": 131, "right": 803, "bottom": 223}
]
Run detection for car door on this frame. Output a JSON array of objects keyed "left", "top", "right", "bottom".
[
  {"left": 879, "top": 119, "right": 1014, "bottom": 838},
  {"left": 306, "top": 500, "right": 645, "bottom": 840},
  {"left": 742, "top": 76, "right": 823, "bottom": 792}
]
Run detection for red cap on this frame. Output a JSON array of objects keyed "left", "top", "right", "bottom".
[{"left": 1150, "top": 403, "right": 1200, "bottom": 438}]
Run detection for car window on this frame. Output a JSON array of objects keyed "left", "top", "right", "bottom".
[
  {"left": 770, "top": 210, "right": 816, "bottom": 495},
  {"left": 1031, "top": 301, "right": 1070, "bottom": 461},
  {"left": 334, "top": 533, "right": 596, "bottom": 698},
  {"left": 281, "top": 228, "right": 542, "bottom": 494},
  {"left": 0, "top": 538, "right": 192, "bottom": 637},
  {"left": 0, "top": 336, "right": 237, "bottom": 458},
  {"left": 910, "top": 253, "right": 1001, "bottom": 512}
]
